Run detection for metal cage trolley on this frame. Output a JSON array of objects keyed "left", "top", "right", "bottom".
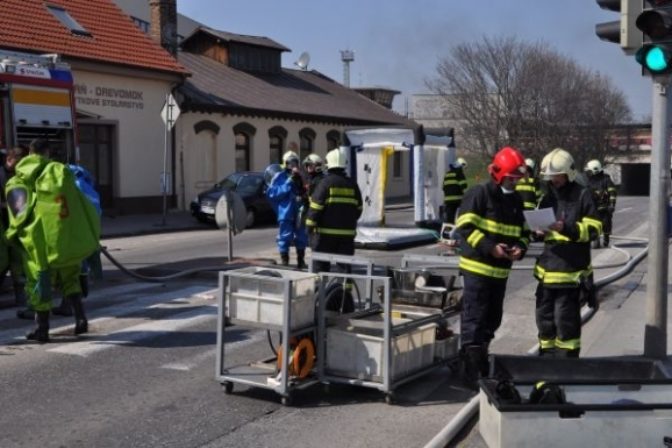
[{"left": 216, "top": 267, "right": 320, "bottom": 405}]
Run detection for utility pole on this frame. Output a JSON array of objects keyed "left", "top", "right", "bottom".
[{"left": 644, "top": 79, "right": 670, "bottom": 358}]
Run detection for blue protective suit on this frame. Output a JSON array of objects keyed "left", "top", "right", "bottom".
[{"left": 266, "top": 170, "right": 307, "bottom": 252}]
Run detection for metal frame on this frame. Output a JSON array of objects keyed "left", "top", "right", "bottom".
[
  {"left": 216, "top": 269, "right": 319, "bottom": 405},
  {"left": 309, "top": 252, "right": 375, "bottom": 305}
]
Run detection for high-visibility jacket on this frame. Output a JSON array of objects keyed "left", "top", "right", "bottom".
[
  {"left": 443, "top": 165, "right": 467, "bottom": 205},
  {"left": 534, "top": 181, "right": 602, "bottom": 288},
  {"left": 515, "top": 175, "right": 541, "bottom": 210},
  {"left": 455, "top": 181, "right": 528, "bottom": 280},
  {"left": 586, "top": 172, "right": 617, "bottom": 212},
  {"left": 305, "top": 169, "right": 362, "bottom": 237}
]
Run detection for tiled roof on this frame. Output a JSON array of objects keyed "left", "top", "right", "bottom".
[
  {"left": 0, "top": 0, "right": 187, "bottom": 75},
  {"left": 183, "top": 26, "right": 290, "bottom": 52},
  {"left": 178, "top": 52, "right": 415, "bottom": 127}
]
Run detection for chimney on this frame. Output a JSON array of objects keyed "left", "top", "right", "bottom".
[{"left": 149, "top": 0, "right": 178, "bottom": 56}]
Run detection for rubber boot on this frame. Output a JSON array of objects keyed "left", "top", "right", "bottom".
[
  {"left": 461, "top": 345, "right": 488, "bottom": 390},
  {"left": 603, "top": 234, "right": 610, "bottom": 247},
  {"left": 280, "top": 252, "right": 289, "bottom": 266},
  {"left": 52, "top": 296, "right": 73, "bottom": 317},
  {"left": 70, "top": 294, "right": 88, "bottom": 335},
  {"left": 296, "top": 249, "right": 307, "bottom": 270},
  {"left": 26, "top": 311, "right": 50, "bottom": 343},
  {"left": 592, "top": 238, "right": 601, "bottom": 249},
  {"left": 539, "top": 347, "right": 556, "bottom": 357}
]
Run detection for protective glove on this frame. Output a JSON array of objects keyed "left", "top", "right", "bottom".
[{"left": 34, "top": 270, "right": 52, "bottom": 305}]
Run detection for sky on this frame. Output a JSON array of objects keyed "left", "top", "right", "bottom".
[{"left": 176, "top": 0, "right": 652, "bottom": 121}]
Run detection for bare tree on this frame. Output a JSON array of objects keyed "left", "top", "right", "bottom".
[{"left": 427, "top": 36, "right": 632, "bottom": 168}]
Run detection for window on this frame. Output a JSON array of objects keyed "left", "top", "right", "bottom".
[
  {"left": 131, "top": 16, "right": 150, "bottom": 34},
  {"left": 235, "top": 133, "right": 251, "bottom": 172},
  {"left": 237, "top": 175, "right": 263, "bottom": 195},
  {"left": 47, "top": 5, "right": 91, "bottom": 36},
  {"left": 326, "top": 130, "right": 341, "bottom": 151},
  {"left": 299, "top": 127, "right": 316, "bottom": 162},
  {"left": 268, "top": 126, "right": 287, "bottom": 164},
  {"left": 393, "top": 152, "right": 403, "bottom": 178}
]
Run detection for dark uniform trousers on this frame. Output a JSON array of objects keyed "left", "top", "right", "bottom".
[
  {"left": 535, "top": 284, "right": 582, "bottom": 357},
  {"left": 460, "top": 272, "right": 507, "bottom": 347},
  {"left": 597, "top": 209, "right": 612, "bottom": 236},
  {"left": 443, "top": 202, "right": 460, "bottom": 225},
  {"left": 311, "top": 234, "right": 354, "bottom": 274}
]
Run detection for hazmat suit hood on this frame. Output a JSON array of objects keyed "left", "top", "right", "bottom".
[{"left": 14, "top": 154, "right": 49, "bottom": 184}]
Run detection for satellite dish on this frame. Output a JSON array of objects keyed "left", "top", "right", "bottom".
[
  {"left": 295, "top": 52, "right": 310, "bottom": 70},
  {"left": 215, "top": 190, "right": 247, "bottom": 235}
]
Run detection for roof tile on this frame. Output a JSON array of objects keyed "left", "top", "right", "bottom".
[{"left": 0, "top": 0, "right": 187, "bottom": 75}]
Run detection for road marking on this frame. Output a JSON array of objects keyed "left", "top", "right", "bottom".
[
  {"left": 160, "top": 329, "right": 266, "bottom": 371},
  {"left": 615, "top": 207, "right": 632, "bottom": 214},
  {"left": 0, "top": 285, "right": 212, "bottom": 346},
  {"left": 48, "top": 305, "right": 216, "bottom": 357}
]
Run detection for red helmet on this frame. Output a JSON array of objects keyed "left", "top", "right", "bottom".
[{"left": 488, "top": 147, "right": 526, "bottom": 184}]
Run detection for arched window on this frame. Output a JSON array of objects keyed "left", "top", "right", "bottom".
[
  {"left": 268, "top": 126, "right": 287, "bottom": 164},
  {"left": 326, "top": 130, "right": 341, "bottom": 151},
  {"left": 299, "top": 127, "right": 316, "bottom": 162},
  {"left": 235, "top": 132, "right": 250, "bottom": 172},
  {"left": 233, "top": 122, "right": 256, "bottom": 172}
]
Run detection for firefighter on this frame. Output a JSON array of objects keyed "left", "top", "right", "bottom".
[
  {"left": 442, "top": 157, "right": 468, "bottom": 224},
  {"left": 303, "top": 153, "right": 325, "bottom": 198},
  {"left": 534, "top": 148, "right": 601, "bottom": 358},
  {"left": 266, "top": 150, "right": 309, "bottom": 269},
  {"left": 305, "top": 147, "right": 362, "bottom": 274},
  {"left": 6, "top": 139, "right": 99, "bottom": 343},
  {"left": 584, "top": 159, "right": 616, "bottom": 247},
  {"left": 515, "top": 158, "right": 541, "bottom": 210},
  {"left": 455, "top": 146, "right": 529, "bottom": 387}
]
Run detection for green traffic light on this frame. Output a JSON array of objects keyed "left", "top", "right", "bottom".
[{"left": 646, "top": 46, "right": 670, "bottom": 72}]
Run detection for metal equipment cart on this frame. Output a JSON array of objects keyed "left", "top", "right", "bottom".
[
  {"left": 316, "top": 272, "right": 459, "bottom": 404},
  {"left": 216, "top": 267, "right": 320, "bottom": 405}
]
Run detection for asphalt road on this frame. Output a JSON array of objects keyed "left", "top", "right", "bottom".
[{"left": 0, "top": 197, "right": 648, "bottom": 448}]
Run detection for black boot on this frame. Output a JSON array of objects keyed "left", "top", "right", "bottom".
[
  {"left": 26, "top": 311, "right": 50, "bottom": 343},
  {"left": 603, "top": 234, "right": 610, "bottom": 247},
  {"left": 280, "top": 252, "right": 289, "bottom": 266},
  {"left": 296, "top": 249, "right": 307, "bottom": 270},
  {"left": 70, "top": 294, "right": 88, "bottom": 335},
  {"left": 461, "top": 345, "right": 488, "bottom": 390},
  {"left": 592, "top": 239, "right": 601, "bottom": 249},
  {"left": 52, "top": 296, "right": 73, "bottom": 317}
]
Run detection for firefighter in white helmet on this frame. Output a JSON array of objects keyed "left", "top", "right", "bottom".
[
  {"left": 515, "top": 158, "right": 542, "bottom": 210},
  {"left": 584, "top": 159, "right": 616, "bottom": 247},
  {"left": 266, "top": 150, "right": 308, "bottom": 268},
  {"left": 305, "top": 148, "right": 362, "bottom": 273},
  {"left": 302, "top": 153, "right": 325, "bottom": 198},
  {"left": 534, "top": 148, "right": 602, "bottom": 357}
]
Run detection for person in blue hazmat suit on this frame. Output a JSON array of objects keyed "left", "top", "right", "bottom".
[{"left": 266, "top": 150, "right": 308, "bottom": 269}]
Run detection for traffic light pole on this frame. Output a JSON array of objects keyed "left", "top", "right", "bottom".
[{"left": 644, "top": 78, "right": 671, "bottom": 359}]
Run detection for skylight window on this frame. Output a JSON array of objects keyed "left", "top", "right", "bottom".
[{"left": 47, "top": 5, "right": 91, "bottom": 36}]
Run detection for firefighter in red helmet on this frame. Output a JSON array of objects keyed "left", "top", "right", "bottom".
[{"left": 455, "top": 146, "right": 530, "bottom": 388}]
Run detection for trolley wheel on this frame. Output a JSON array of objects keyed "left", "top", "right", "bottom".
[
  {"left": 223, "top": 381, "right": 234, "bottom": 394},
  {"left": 281, "top": 394, "right": 293, "bottom": 406},
  {"left": 385, "top": 393, "right": 395, "bottom": 405}
]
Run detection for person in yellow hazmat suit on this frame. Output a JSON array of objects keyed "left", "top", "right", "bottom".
[{"left": 6, "top": 139, "right": 100, "bottom": 343}]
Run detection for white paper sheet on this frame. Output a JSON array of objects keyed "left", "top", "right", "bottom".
[{"left": 523, "top": 207, "right": 556, "bottom": 231}]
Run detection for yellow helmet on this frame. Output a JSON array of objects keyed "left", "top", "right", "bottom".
[
  {"left": 540, "top": 148, "right": 576, "bottom": 182},
  {"left": 326, "top": 148, "right": 348, "bottom": 169}
]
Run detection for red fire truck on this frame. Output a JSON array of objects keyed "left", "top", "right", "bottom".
[{"left": 0, "top": 49, "right": 77, "bottom": 162}]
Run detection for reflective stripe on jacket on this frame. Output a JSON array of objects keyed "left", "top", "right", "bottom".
[
  {"left": 515, "top": 176, "right": 541, "bottom": 210},
  {"left": 443, "top": 166, "right": 467, "bottom": 204},
  {"left": 305, "top": 170, "right": 362, "bottom": 237},
  {"left": 456, "top": 181, "right": 528, "bottom": 280},
  {"left": 535, "top": 181, "right": 601, "bottom": 287}
]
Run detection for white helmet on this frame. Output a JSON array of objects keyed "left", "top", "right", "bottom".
[
  {"left": 282, "top": 150, "right": 299, "bottom": 168},
  {"left": 456, "top": 157, "right": 467, "bottom": 168},
  {"left": 525, "top": 158, "right": 536, "bottom": 171},
  {"left": 303, "top": 153, "right": 324, "bottom": 173},
  {"left": 540, "top": 148, "right": 576, "bottom": 182},
  {"left": 584, "top": 159, "right": 603, "bottom": 175},
  {"left": 326, "top": 148, "right": 347, "bottom": 169}
]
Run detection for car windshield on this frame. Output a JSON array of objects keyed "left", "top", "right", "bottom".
[
  {"left": 217, "top": 174, "right": 241, "bottom": 190},
  {"left": 237, "top": 175, "right": 263, "bottom": 195}
]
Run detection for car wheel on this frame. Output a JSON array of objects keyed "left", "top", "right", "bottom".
[
  {"left": 196, "top": 214, "right": 209, "bottom": 224},
  {"left": 245, "top": 208, "right": 256, "bottom": 228}
]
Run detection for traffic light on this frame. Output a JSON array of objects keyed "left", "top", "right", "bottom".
[
  {"left": 595, "top": 0, "right": 642, "bottom": 54},
  {"left": 635, "top": 1, "right": 672, "bottom": 75}
]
